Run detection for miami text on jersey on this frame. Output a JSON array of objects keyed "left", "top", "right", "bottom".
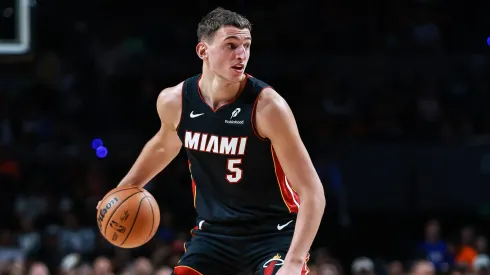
[{"left": 184, "top": 131, "right": 248, "bottom": 156}]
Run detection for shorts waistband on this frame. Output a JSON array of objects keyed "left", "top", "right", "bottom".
[{"left": 192, "top": 217, "right": 297, "bottom": 236}]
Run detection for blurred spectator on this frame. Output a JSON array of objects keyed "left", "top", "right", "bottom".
[
  {"left": 58, "top": 213, "right": 95, "bottom": 257},
  {"left": 476, "top": 236, "right": 488, "bottom": 254},
  {"left": 59, "top": 253, "right": 81, "bottom": 274},
  {"left": 93, "top": 256, "right": 112, "bottom": 275},
  {"left": 155, "top": 266, "right": 173, "bottom": 275},
  {"left": 416, "top": 220, "right": 452, "bottom": 272},
  {"left": 10, "top": 259, "right": 25, "bottom": 275},
  {"left": 18, "top": 217, "right": 41, "bottom": 258},
  {"left": 455, "top": 226, "right": 478, "bottom": 269},
  {"left": 410, "top": 260, "right": 435, "bottom": 275},
  {"left": 318, "top": 262, "right": 342, "bottom": 275},
  {"left": 28, "top": 262, "right": 50, "bottom": 275},
  {"left": 474, "top": 255, "right": 490, "bottom": 275},
  {"left": 0, "top": 230, "right": 24, "bottom": 262},
  {"left": 14, "top": 185, "right": 48, "bottom": 222},
  {"left": 131, "top": 257, "right": 153, "bottom": 275},
  {"left": 352, "top": 257, "right": 376, "bottom": 275},
  {"left": 388, "top": 261, "right": 405, "bottom": 275}
]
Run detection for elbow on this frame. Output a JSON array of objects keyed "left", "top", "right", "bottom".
[
  {"left": 305, "top": 192, "right": 325, "bottom": 218},
  {"left": 300, "top": 186, "right": 326, "bottom": 211},
  {"left": 316, "top": 192, "right": 326, "bottom": 212},
  {"left": 313, "top": 183, "right": 326, "bottom": 208},
  {"left": 313, "top": 193, "right": 326, "bottom": 218}
]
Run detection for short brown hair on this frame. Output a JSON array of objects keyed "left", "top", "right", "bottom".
[{"left": 197, "top": 7, "right": 252, "bottom": 42}]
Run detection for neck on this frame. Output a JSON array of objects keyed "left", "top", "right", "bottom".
[{"left": 199, "top": 65, "right": 246, "bottom": 108}]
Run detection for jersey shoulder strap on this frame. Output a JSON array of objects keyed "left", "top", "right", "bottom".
[
  {"left": 247, "top": 74, "right": 271, "bottom": 91},
  {"left": 239, "top": 74, "right": 272, "bottom": 104},
  {"left": 182, "top": 74, "right": 201, "bottom": 99}
]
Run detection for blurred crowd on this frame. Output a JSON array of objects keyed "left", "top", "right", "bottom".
[
  {"left": 2, "top": 0, "right": 490, "bottom": 147},
  {"left": 1, "top": 0, "right": 490, "bottom": 274},
  {"left": 0, "top": 214, "right": 488, "bottom": 275}
]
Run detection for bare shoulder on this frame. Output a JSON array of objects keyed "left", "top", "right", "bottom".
[
  {"left": 157, "top": 82, "right": 183, "bottom": 110},
  {"left": 255, "top": 88, "right": 289, "bottom": 115},
  {"left": 156, "top": 82, "right": 183, "bottom": 128},
  {"left": 255, "top": 87, "right": 296, "bottom": 139}
]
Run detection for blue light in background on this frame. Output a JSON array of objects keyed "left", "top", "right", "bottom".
[
  {"left": 487, "top": 37, "right": 490, "bottom": 46},
  {"left": 96, "top": 146, "right": 108, "bottom": 158},
  {"left": 91, "top": 138, "right": 103, "bottom": 150}
]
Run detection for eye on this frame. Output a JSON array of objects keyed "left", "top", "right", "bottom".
[
  {"left": 226, "top": 43, "right": 237, "bottom": 49},
  {"left": 244, "top": 43, "right": 251, "bottom": 49}
]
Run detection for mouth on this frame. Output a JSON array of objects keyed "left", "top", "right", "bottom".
[{"left": 231, "top": 64, "right": 245, "bottom": 73}]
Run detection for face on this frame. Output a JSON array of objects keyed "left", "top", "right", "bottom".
[
  {"left": 197, "top": 26, "right": 251, "bottom": 82},
  {"left": 461, "top": 227, "right": 474, "bottom": 244},
  {"left": 318, "top": 264, "right": 339, "bottom": 275},
  {"left": 477, "top": 236, "right": 488, "bottom": 252},
  {"left": 388, "top": 261, "right": 404, "bottom": 275},
  {"left": 133, "top": 258, "right": 153, "bottom": 275},
  {"left": 425, "top": 220, "right": 440, "bottom": 239},
  {"left": 93, "top": 257, "right": 112, "bottom": 275},
  {"left": 413, "top": 262, "right": 435, "bottom": 275},
  {"left": 28, "top": 264, "right": 49, "bottom": 275},
  {"left": 155, "top": 267, "right": 173, "bottom": 275}
]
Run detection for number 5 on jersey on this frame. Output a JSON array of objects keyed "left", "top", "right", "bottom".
[{"left": 226, "top": 159, "right": 243, "bottom": 184}]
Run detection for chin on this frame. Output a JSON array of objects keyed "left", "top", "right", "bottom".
[
  {"left": 229, "top": 70, "right": 246, "bottom": 82},
  {"left": 212, "top": 69, "right": 244, "bottom": 83}
]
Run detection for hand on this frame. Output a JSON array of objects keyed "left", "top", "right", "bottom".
[
  {"left": 275, "top": 262, "right": 304, "bottom": 275},
  {"left": 96, "top": 200, "right": 101, "bottom": 210}
]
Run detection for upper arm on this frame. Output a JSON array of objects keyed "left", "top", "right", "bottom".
[
  {"left": 154, "top": 83, "right": 183, "bottom": 149},
  {"left": 255, "top": 88, "right": 323, "bottom": 195}
]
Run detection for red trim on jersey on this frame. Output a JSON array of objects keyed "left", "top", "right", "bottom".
[
  {"left": 197, "top": 74, "right": 249, "bottom": 113},
  {"left": 251, "top": 86, "right": 271, "bottom": 140},
  {"left": 189, "top": 225, "right": 198, "bottom": 237},
  {"left": 174, "top": 265, "right": 203, "bottom": 275},
  {"left": 191, "top": 178, "right": 197, "bottom": 208},
  {"left": 271, "top": 146, "right": 300, "bottom": 213},
  {"left": 188, "top": 160, "right": 197, "bottom": 208}
]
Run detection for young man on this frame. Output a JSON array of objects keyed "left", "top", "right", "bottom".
[{"left": 108, "top": 7, "right": 325, "bottom": 275}]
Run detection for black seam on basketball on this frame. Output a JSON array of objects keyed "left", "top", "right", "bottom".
[
  {"left": 119, "top": 196, "right": 145, "bottom": 247},
  {"left": 103, "top": 191, "right": 142, "bottom": 236},
  {"left": 102, "top": 186, "right": 139, "bottom": 201},
  {"left": 143, "top": 195, "right": 155, "bottom": 243}
]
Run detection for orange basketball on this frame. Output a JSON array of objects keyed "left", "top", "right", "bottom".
[{"left": 96, "top": 186, "right": 160, "bottom": 248}]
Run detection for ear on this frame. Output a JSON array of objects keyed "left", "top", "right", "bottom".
[{"left": 196, "top": 42, "right": 208, "bottom": 60}]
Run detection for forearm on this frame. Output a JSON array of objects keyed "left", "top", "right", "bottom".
[
  {"left": 118, "top": 137, "right": 180, "bottom": 187},
  {"left": 285, "top": 192, "right": 325, "bottom": 264}
]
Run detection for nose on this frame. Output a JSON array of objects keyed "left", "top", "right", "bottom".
[{"left": 236, "top": 46, "right": 247, "bottom": 60}]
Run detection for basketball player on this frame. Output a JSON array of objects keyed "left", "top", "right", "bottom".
[{"left": 100, "top": 7, "right": 325, "bottom": 275}]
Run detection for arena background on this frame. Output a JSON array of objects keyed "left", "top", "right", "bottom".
[{"left": 1, "top": 0, "right": 490, "bottom": 274}]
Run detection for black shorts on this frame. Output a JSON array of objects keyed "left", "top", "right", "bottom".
[{"left": 172, "top": 219, "right": 310, "bottom": 275}]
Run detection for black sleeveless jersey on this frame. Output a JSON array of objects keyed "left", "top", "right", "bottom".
[{"left": 176, "top": 74, "right": 300, "bottom": 224}]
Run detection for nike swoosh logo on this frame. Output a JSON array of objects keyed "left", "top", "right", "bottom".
[
  {"left": 190, "top": 111, "right": 204, "bottom": 118},
  {"left": 277, "top": 220, "right": 293, "bottom": 231}
]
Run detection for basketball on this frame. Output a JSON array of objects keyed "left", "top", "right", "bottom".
[{"left": 96, "top": 186, "right": 160, "bottom": 248}]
